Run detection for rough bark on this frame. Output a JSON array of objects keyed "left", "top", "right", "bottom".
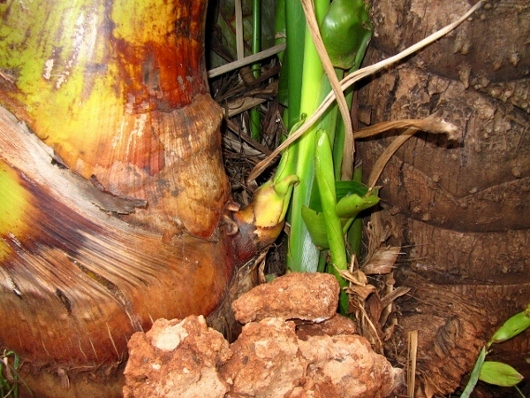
[{"left": 358, "top": 0, "right": 530, "bottom": 396}]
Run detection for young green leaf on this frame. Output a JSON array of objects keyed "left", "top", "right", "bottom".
[
  {"left": 315, "top": 130, "right": 343, "bottom": 267},
  {"left": 320, "top": 0, "right": 372, "bottom": 70},
  {"left": 489, "top": 303, "right": 530, "bottom": 346},
  {"left": 308, "top": 180, "right": 376, "bottom": 211},
  {"left": 301, "top": 206, "right": 329, "bottom": 249},
  {"left": 335, "top": 192, "right": 379, "bottom": 220},
  {"left": 479, "top": 361, "right": 524, "bottom": 387}
]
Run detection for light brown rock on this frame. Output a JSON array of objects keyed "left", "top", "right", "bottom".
[
  {"left": 299, "top": 334, "right": 399, "bottom": 398},
  {"left": 123, "top": 316, "right": 231, "bottom": 398},
  {"left": 220, "top": 317, "right": 305, "bottom": 397},
  {"left": 232, "top": 272, "right": 340, "bottom": 324},
  {"left": 295, "top": 313, "right": 357, "bottom": 340},
  {"left": 124, "top": 275, "right": 402, "bottom": 397}
]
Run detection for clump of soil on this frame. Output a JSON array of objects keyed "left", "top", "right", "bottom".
[{"left": 123, "top": 272, "right": 402, "bottom": 397}]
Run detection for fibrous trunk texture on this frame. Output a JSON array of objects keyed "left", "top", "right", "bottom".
[
  {"left": 358, "top": 0, "right": 529, "bottom": 396},
  {"left": 0, "top": 0, "right": 239, "bottom": 396}
]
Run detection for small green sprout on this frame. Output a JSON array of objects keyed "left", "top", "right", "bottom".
[{"left": 461, "top": 304, "right": 529, "bottom": 398}]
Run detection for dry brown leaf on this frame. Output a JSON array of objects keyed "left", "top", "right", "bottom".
[
  {"left": 364, "top": 115, "right": 460, "bottom": 189},
  {"left": 338, "top": 268, "right": 368, "bottom": 286},
  {"left": 380, "top": 286, "right": 411, "bottom": 309},
  {"left": 362, "top": 246, "right": 402, "bottom": 275},
  {"left": 353, "top": 114, "right": 460, "bottom": 140},
  {"left": 344, "top": 284, "right": 377, "bottom": 301}
]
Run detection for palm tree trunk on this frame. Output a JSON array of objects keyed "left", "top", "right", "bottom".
[{"left": 358, "top": 0, "right": 530, "bottom": 395}]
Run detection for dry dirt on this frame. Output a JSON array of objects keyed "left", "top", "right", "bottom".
[{"left": 123, "top": 272, "right": 402, "bottom": 397}]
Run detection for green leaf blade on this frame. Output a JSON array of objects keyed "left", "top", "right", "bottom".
[
  {"left": 301, "top": 206, "right": 329, "bottom": 249},
  {"left": 335, "top": 192, "right": 379, "bottom": 219},
  {"left": 461, "top": 346, "right": 487, "bottom": 398},
  {"left": 489, "top": 304, "right": 530, "bottom": 346},
  {"left": 479, "top": 361, "right": 524, "bottom": 387}
]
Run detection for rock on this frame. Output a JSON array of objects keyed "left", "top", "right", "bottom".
[
  {"left": 220, "top": 318, "right": 305, "bottom": 397},
  {"left": 124, "top": 274, "right": 402, "bottom": 397},
  {"left": 299, "top": 334, "right": 398, "bottom": 397},
  {"left": 295, "top": 313, "right": 357, "bottom": 340},
  {"left": 219, "top": 317, "right": 398, "bottom": 398},
  {"left": 232, "top": 272, "right": 340, "bottom": 324},
  {"left": 123, "top": 316, "right": 231, "bottom": 398}
]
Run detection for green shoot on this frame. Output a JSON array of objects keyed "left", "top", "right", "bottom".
[
  {"left": 461, "top": 304, "right": 530, "bottom": 397},
  {"left": 273, "top": 0, "right": 375, "bottom": 314},
  {"left": 285, "top": 0, "right": 328, "bottom": 274},
  {"left": 460, "top": 347, "right": 487, "bottom": 398},
  {"left": 0, "top": 349, "right": 31, "bottom": 398},
  {"left": 314, "top": 129, "right": 348, "bottom": 312}
]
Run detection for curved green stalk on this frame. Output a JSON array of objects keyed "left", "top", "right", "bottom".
[
  {"left": 314, "top": 130, "right": 348, "bottom": 313},
  {"left": 347, "top": 163, "right": 364, "bottom": 258}
]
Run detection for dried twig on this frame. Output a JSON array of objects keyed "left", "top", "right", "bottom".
[
  {"left": 362, "top": 115, "right": 460, "bottom": 189},
  {"left": 208, "top": 44, "right": 287, "bottom": 78},
  {"left": 408, "top": 330, "right": 419, "bottom": 398}
]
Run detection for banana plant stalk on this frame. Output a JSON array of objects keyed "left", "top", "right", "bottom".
[{"left": 0, "top": 0, "right": 285, "bottom": 396}]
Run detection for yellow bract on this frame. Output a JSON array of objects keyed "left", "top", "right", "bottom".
[
  {"left": 112, "top": 0, "right": 175, "bottom": 44},
  {"left": 0, "top": 161, "right": 30, "bottom": 260},
  {"left": 0, "top": 0, "right": 130, "bottom": 177}
]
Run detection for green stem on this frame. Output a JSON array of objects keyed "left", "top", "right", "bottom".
[
  {"left": 314, "top": 130, "right": 349, "bottom": 313},
  {"left": 286, "top": 0, "right": 328, "bottom": 273},
  {"left": 347, "top": 162, "right": 363, "bottom": 258},
  {"left": 514, "top": 385, "right": 526, "bottom": 398},
  {"left": 284, "top": 0, "right": 305, "bottom": 130},
  {"left": 461, "top": 346, "right": 487, "bottom": 398},
  {"left": 250, "top": 0, "right": 261, "bottom": 140}
]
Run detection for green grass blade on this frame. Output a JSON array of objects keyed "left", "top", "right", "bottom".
[{"left": 461, "top": 346, "right": 487, "bottom": 398}]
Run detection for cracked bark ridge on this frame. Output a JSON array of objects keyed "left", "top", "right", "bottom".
[
  {"left": 124, "top": 273, "right": 401, "bottom": 397},
  {"left": 359, "top": 0, "right": 530, "bottom": 395}
]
